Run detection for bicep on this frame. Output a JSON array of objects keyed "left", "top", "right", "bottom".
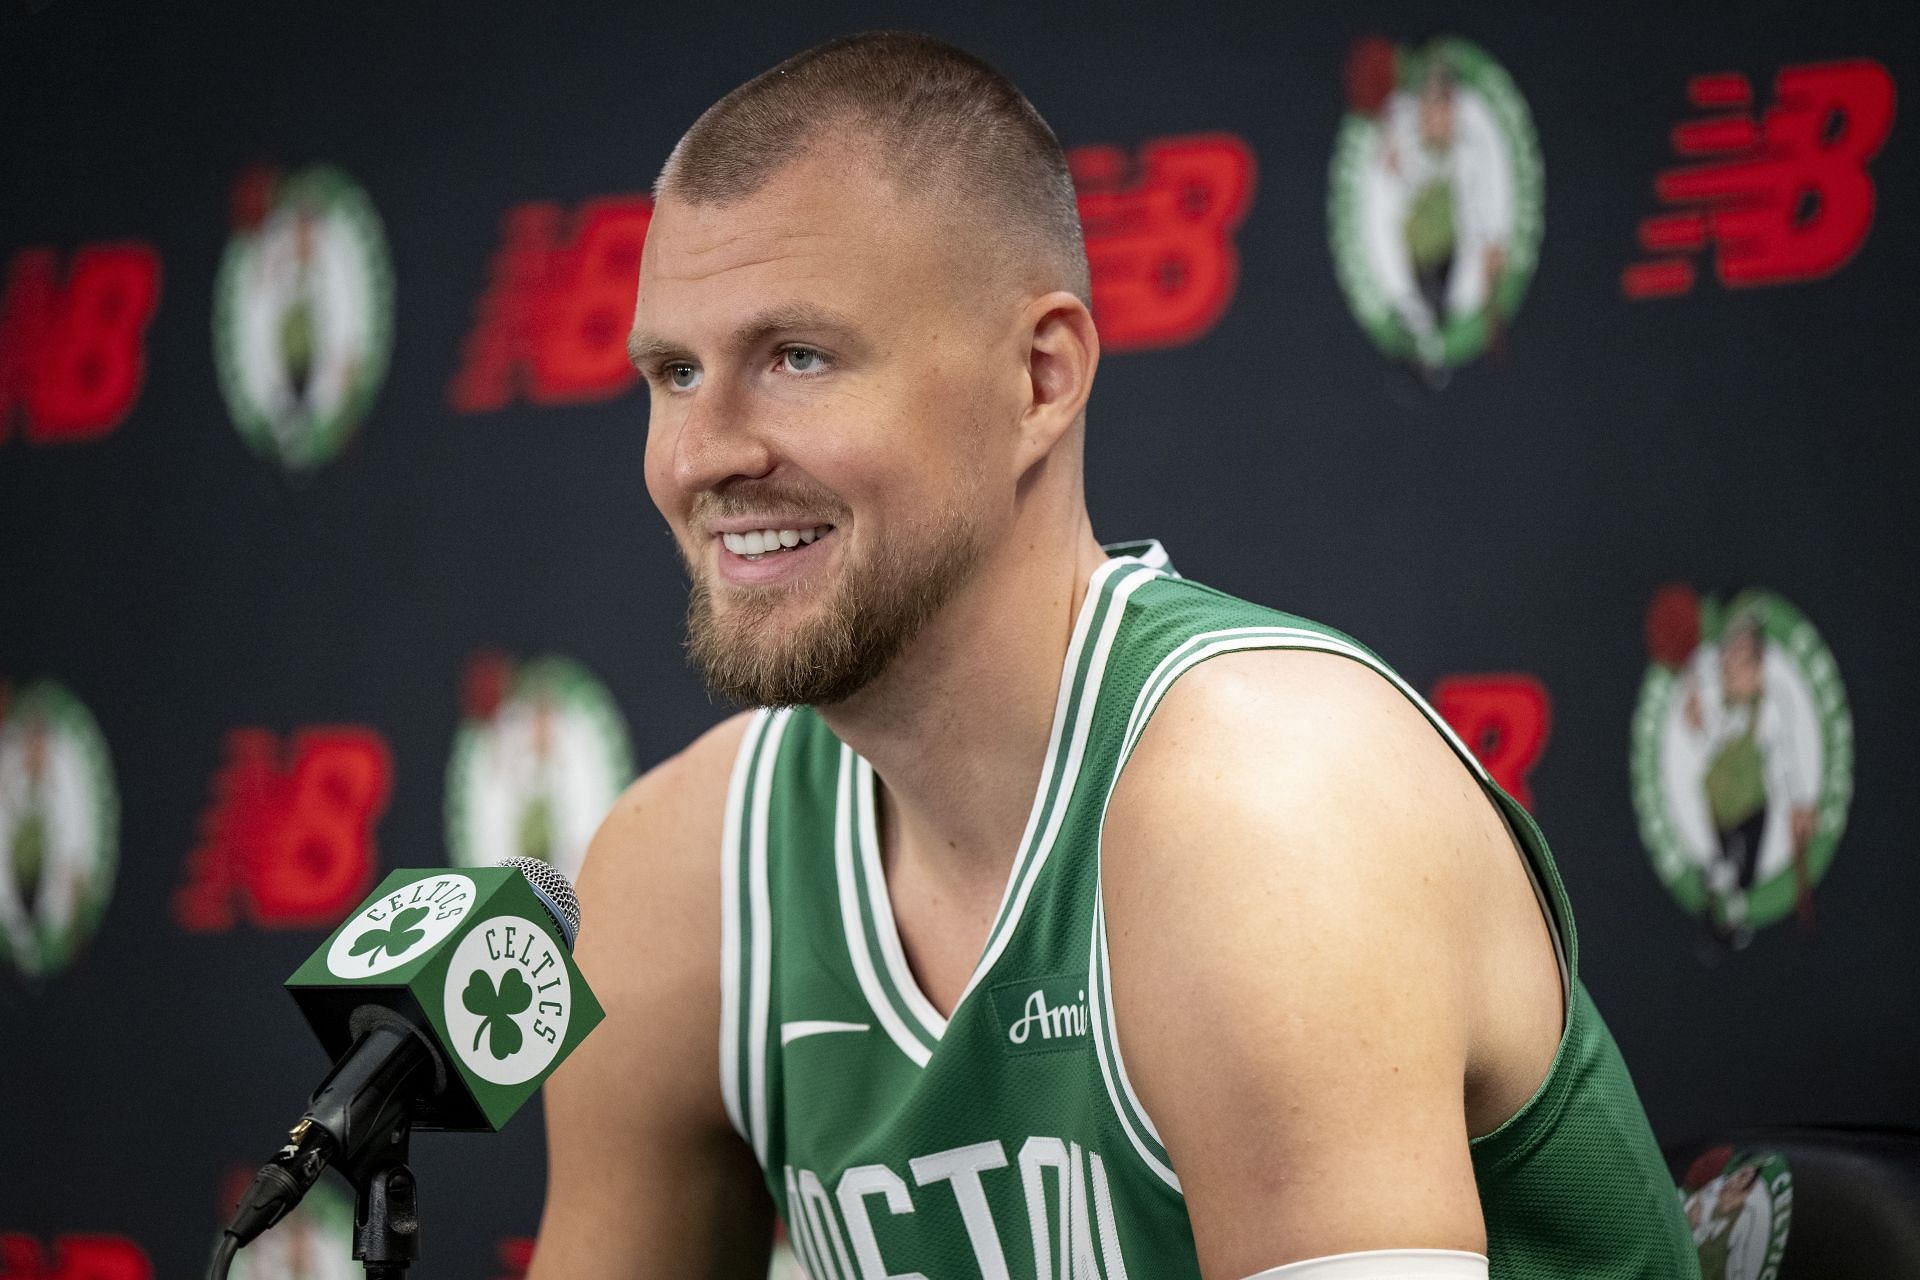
[
  {"left": 1101, "top": 654, "right": 1488, "bottom": 1279},
  {"left": 535, "top": 1004, "right": 775, "bottom": 1278},
  {"left": 531, "top": 719, "right": 775, "bottom": 1278}
]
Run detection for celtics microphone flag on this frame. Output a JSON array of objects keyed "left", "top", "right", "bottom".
[{"left": 286, "top": 864, "right": 605, "bottom": 1131}]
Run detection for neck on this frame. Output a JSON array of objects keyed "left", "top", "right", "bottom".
[{"left": 817, "top": 510, "right": 1108, "bottom": 885}]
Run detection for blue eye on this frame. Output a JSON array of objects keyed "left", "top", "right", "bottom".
[
  {"left": 782, "top": 347, "right": 825, "bottom": 374},
  {"left": 667, "top": 363, "right": 701, "bottom": 390}
]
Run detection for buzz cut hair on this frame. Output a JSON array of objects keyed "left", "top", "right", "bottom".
[{"left": 655, "top": 31, "right": 1092, "bottom": 303}]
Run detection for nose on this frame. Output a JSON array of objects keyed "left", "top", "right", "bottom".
[{"left": 666, "top": 379, "right": 776, "bottom": 496}]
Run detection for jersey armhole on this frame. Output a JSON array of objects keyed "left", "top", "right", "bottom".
[{"left": 1089, "top": 628, "right": 1576, "bottom": 1195}]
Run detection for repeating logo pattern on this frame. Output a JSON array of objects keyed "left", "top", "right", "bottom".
[
  {"left": 1633, "top": 587, "right": 1852, "bottom": 949},
  {"left": 445, "top": 654, "right": 634, "bottom": 884},
  {"left": 213, "top": 164, "right": 394, "bottom": 472},
  {"left": 0, "top": 680, "right": 119, "bottom": 981},
  {"left": 3, "top": 23, "right": 1910, "bottom": 1277},
  {"left": 1329, "top": 35, "right": 1544, "bottom": 386}
]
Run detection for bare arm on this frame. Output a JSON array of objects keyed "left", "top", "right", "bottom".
[
  {"left": 529, "top": 713, "right": 774, "bottom": 1278},
  {"left": 1102, "top": 650, "right": 1559, "bottom": 1279}
]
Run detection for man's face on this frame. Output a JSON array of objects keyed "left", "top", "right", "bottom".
[
  {"left": 1721, "top": 630, "right": 1764, "bottom": 703},
  {"left": 634, "top": 146, "right": 1021, "bottom": 706},
  {"left": 1419, "top": 71, "right": 1456, "bottom": 149}
]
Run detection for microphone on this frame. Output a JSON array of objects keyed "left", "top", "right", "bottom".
[{"left": 215, "top": 856, "right": 605, "bottom": 1264}]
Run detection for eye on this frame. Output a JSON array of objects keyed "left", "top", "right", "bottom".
[
  {"left": 665, "top": 363, "right": 702, "bottom": 391},
  {"left": 780, "top": 347, "right": 828, "bottom": 375}
]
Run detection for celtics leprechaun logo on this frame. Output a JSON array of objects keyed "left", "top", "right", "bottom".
[
  {"left": 445, "top": 654, "right": 634, "bottom": 884},
  {"left": 1677, "top": 1147, "right": 1793, "bottom": 1280},
  {"left": 1632, "top": 586, "right": 1852, "bottom": 950},
  {"left": 0, "top": 679, "right": 119, "bottom": 981},
  {"left": 1328, "top": 35, "right": 1543, "bottom": 388},
  {"left": 213, "top": 164, "right": 393, "bottom": 472}
]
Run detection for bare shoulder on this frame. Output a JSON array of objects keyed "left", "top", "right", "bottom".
[
  {"left": 566, "top": 709, "right": 754, "bottom": 1068},
  {"left": 532, "top": 711, "right": 772, "bottom": 1277},
  {"left": 574, "top": 709, "right": 754, "bottom": 945},
  {"left": 1106, "top": 646, "right": 1494, "bottom": 891},
  {"left": 1101, "top": 646, "right": 1495, "bottom": 1029},
  {"left": 1099, "top": 648, "right": 1499, "bottom": 1273}
]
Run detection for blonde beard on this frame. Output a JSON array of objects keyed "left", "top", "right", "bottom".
[{"left": 682, "top": 503, "right": 986, "bottom": 708}]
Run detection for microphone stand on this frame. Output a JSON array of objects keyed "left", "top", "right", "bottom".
[
  {"left": 346, "top": 1111, "right": 419, "bottom": 1278},
  {"left": 325, "top": 1015, "right": 428, "bottom": 1277},
  {"left": 209, "top": 1013, "right": 435, "bottom": 1279}
]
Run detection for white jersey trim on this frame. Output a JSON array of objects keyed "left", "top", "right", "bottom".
[
  {"left": 745, "top": 708, "right": 792, "bottom": 1168},
  {"left": 717, "top": 709, "right": 771, "bottom": 1147},
  {"left": 958, "top": 559, "right": 1164, "bottom": 1008},
  {"left": 854, "top": 753, "right": 950, "bottom": 1042},
  {"left": 836, "top": 744, "right": 936, "bottom": 1067},
  {"left": 780, "top": 1019, "right": 872, "bottom": 1046},
  {"left": 1089, "top": 892, "right": 1181, "bottom": 1192},
  {"left": 831, "top": 555, "right": 1167, "bottom": 1069}
]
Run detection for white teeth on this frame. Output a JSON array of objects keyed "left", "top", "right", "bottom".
[{"left": 721, "top": 526, "right": 832, "bottom": 557}]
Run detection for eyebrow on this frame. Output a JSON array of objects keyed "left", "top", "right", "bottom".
[{"left": 628, "top": 302, "right": 866, "bottom": 371}]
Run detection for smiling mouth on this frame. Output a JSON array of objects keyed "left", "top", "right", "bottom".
[{"left": 719, "top": 524, "right": 835, "bottom": 561}]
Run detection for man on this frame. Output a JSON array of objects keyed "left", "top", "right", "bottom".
[{"left": 532, "top": 32, "right": 1697, "bottom": 1280}]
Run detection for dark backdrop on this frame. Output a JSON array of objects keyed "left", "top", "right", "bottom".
[{"left": 2, "top": 1, "right": 1914, "bottom": 1275}]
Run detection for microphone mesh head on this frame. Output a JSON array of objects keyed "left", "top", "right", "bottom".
[{"left": 499, "top": 856, "right": 582, "bottom": 949}]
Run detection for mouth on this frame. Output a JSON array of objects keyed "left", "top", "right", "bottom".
[
  {"left": 709, "top": 522, "right": 838, "bottom": 585},
  {"left": 718, "top": 523, "right": 836, "bottom": 562}
]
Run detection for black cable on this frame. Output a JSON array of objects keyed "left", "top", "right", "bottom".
[{"left": 206, "top": 1233, "right": 239, "bottom": 1280}]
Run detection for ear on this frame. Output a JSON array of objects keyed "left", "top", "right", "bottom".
[{"left": 1014, "top": 291, "right": 1100, "bottom": 472}]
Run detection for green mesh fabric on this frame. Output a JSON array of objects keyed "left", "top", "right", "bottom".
[{"left": 719, "top": 554, "right": 1697, "bottom": 1279}]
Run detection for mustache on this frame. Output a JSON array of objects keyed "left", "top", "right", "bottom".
[{"left": 689, "top": 482, "right": 852, "bottom": 528}]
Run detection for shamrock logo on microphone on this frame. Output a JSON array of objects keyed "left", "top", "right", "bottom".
[
  {"left": 462, "top": 967, "right": 533, "bottom": 1059},
  {"left": 321, "top": 872, "right": 479, "bottom": 980},
  {"left": 347, "top": 905, "right": 429, "bottom": 967}
]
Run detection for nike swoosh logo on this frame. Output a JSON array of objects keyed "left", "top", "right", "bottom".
[{"left": 779, "top": 1020, "right": 872, "bottom": 1046}]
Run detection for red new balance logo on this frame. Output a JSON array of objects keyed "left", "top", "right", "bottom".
[
  {"left": 449, "top": 197, "right": 655, "bottom": 412},
  {"left": 0, "top": 244, "right": 162, "bottom": 444},
  {"left": 174, "top": 727, "right": 392, "bottom": 931},
  {"left": 1622, "top": 60, "right": 1896, "bottom": 299},
  {"left": 1070, "top": 133, "right": 1257, "bottom": 350},
  {"left": 1431, "top": 674, "right": 1552, "bottom": 813},
  {"left": 0, "top": 1234, "right": 151, "bottom": 1280}
]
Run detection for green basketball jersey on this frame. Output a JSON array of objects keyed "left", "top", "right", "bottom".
[{"left": 719, "top": 543, "right": 1698, "bottom": 1279}]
